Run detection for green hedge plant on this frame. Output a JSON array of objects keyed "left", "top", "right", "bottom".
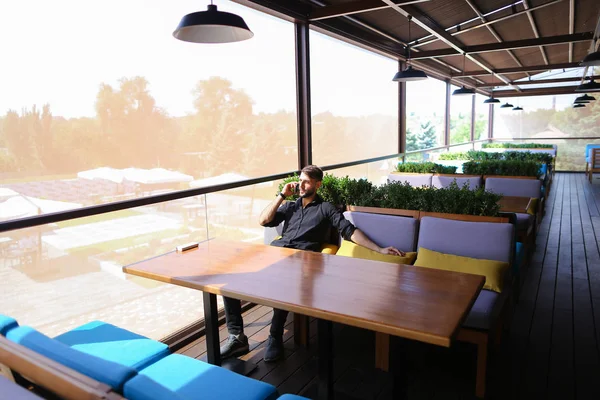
[
  {"left": 396, "top": 162, "right": 457, "bottom": 174},
  {"left": 439, "top": 150, "right": 552, "bottom": 164},
  {"left": 462, "top": 160, "right": 542, "bottom": 178},
  {"left": 278, "top": 175, "right": 501, "bottom": 216},
  {"left": 482, "top": 143, "right": 553, "bottom": 149}
]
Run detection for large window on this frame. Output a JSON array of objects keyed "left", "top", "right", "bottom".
[
  {"left": 474, "top": 94, "right": 489, "bottom": 140},
  {"left": 493, "top": 94, "right": 579, "bottom": 139},
  {"left": 449, "top": 86, "right": 472, "bottom": 144},
  {"left": 0, "top": 1, "right": 296, "bottom": 339},
  {"left": 406, "top": 78, "right": 446, "bottom": 153},
  {"left": 0, "top": 0, "right": 297, "bottom": 214},
  {"left": 310, "top": 31, "right": 398, "bottom": 166},
  {"left": 492, "top": 93, "right": 600, "bottom": 171}
]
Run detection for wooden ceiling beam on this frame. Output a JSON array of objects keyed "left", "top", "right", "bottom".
[
  {"left": 410, "top": 32, "right": 593, "bottom": 59},
  {"left": 453, "top": 62, "right": 581, "bottom": 77},
  {"left": 476, "top": 75, "right": 600, "bottom": 88},
  {"left": 309, "top": 0, "right": 429, "bottom": 21},
  {"left": 493, "top": 86, "right": 578, "bottom": 97}
]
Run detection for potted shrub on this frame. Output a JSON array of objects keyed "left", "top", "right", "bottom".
[{"left": 389, "top": 162, "right": 457, "bottom": 187}]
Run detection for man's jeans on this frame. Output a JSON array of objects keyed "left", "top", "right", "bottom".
[{"left": 223, "top": 296, "right": 288, "bottom": 338}]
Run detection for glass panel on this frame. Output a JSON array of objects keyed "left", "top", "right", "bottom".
[
  {"left": 324, "top": 157, "right": 399, "bottom": 187},
  {"left": 449, "top": 85, "right": 472, "bottom": 144},
  {"left": 493, "top": 94, "right": 573, "bottom": 139},
  {"left": 406, "top": 78, "right": 446, "bottom": 151},
  {"left": 205, "top": 180, "right": 282, "bottom": 244},
  {"left": 0, "top": 1, "right": 297, "bottom": 221},
  {"left": 474, "top": 94, "right": 489, "bottom": 140},
  {"left": 310, "top": 31, "right": 398, "bottom": 166},
  {"left": 1, "top": 197, "right": 209, "bottom": 339}
]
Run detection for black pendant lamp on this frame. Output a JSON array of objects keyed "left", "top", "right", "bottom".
[
  {"left": 580, "top": 50, "right": 600, "bottom": 67},
  {"left": 173, "top": 1, "right": 253, "bottom": 43},
  {"left": 483, "top": 74, "right": 500, "bottom": 103},
  {"left": 573, "top": 103, "right": 586, "bottom": 108},
  {"left": 393, "top": 16, "right": 428, "bottom": 82},
  {"left": 452, "top": 55, "right": 475, "bottom": 95},
  {"left": 513, "top": 106, "right": 523, "bottom": 111},
  {"left": 575, "top": 77, "right": 600, "bottom": 93},
  {"left": 500, "top": 103, "right": 514, "bottom": 108},
  {"left": 574, "top": 94, "right": 595, "bottom": 103}
]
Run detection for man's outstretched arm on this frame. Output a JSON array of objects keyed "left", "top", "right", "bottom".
[{"left": 350, "top": 229, "right": 405, "bottom": 256}]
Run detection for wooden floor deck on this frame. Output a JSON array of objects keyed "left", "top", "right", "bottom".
[{"left": 177, "top": 173, "right": 600, "bottom": 399}]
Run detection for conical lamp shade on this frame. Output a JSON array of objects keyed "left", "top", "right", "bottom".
[
  {"left": 512, "top": 106, "right": 523, "bottom": 111},
  {"left": 500, "top": 103, "right": 514, "bottom": 108},
  {"left": 576, "top": 94, "right": 596, "bottom": 102},
  {"left": 580, "top": 51, "right": 600, "bottom": 67},
  {"left": 392, "top": 66, "right": 428, "bottom": 82},
  {"left": 452, "top": 86, "right": 475, "bottom": 96},
  {"left": 173, "top": 4, "right": 253, "bottom": 43},
  {"left": 483, "top": 97, "right": 500, "bottom": 104}
]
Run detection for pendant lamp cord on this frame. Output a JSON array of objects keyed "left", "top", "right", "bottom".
[{"left": 407, "top": 15, "right": 412, "bottom": 66}]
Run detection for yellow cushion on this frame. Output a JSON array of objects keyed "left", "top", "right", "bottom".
[
  {"left": 414, "top": 248, "right": 509, "bottom": 293},
  {"left": 320, "top": 244, "right": 339, "bottom": 254},
  {"left": 336, "top": 240, "right": 417, "bottom": 265},
  {"left": 527, "top": 198, "right": 539, "bottom": 215}
]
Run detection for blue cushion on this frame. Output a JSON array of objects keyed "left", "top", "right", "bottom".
[
  {"left": 54, "top": 321, "right": 169, "bottom": 371},
  {"left": 6, "top": 326, "right": 136, "bottom": 391},
  {"left": 278, "top": 396, "right": 311, "bottom": 400},
  {"left": 514, "top": 242, "right": 525, "bottom": 275},
  {"left": 123, "top": 354, "right": 278, "bottom": 400},
  {"left": 0, "top": 314, "right": 18, "bottom": 336}
]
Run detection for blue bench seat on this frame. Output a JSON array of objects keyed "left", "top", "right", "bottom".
[
  {"left": 6, "top": 326, "right": 137, "bottom": 391},
  {"left": 54, "top": 320, "right": 169, "bottom": 371},
  {"left": 0, "top": 314, "right": 18, "bottom": 336},
  {"left": 123, "top": 354, "right": 278, "bottom": 400}
]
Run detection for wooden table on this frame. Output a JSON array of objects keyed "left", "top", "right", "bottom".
[
  {"left": 498, "top": 196, "right": 532, "bottom": 214},
  {"left": 124, "top": 239, "right": 484, "bottom": 399}
]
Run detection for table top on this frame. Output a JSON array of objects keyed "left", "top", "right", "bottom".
[
  {"left": 123, "top": 239, "right": 484, "bottom": 347},
  {"left": 498, "top": 196, "right": 532, "bottom": 214}
]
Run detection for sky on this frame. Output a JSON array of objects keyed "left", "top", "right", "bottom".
[{"left": 0, "top": 0, "right": 578, "bottom": 120}]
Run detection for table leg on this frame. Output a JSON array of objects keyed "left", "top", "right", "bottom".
[
  {"left": 317, "top": 319, "right": 333, "bottom": 400},
  {"left": 203, "top": 292, "right": 221, "bottom": 366}
]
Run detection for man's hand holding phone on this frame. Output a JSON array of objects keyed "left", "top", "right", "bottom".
[{"left": 281, "top": 182, "right": 299, "bottom": 198}]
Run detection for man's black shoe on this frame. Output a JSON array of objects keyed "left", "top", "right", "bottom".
[
  {"left": 220, "top": 334, "right": 249, "bottom": 359},
  {"left": 264, "top": 335, "right": 284, "bottom": 362}
]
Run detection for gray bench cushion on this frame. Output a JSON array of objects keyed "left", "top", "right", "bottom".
[
  {"left": 485, "top": 177, "right": 542, "bottom": 198},
  {"left": 417, "top": 217, "right": 513, "bottom": 263},
  {"left": 0, "top": 375, "right": 43, "bottom": 399},
  {"left": 463, "top": 289, "right": 505, "bottom": 330},
  {"left": 388, "top": 173, "right": 432, "bottom": 188},
  {"left": 515, "top": 213, "right": 534, "bottom": 233},
  {"left": 432, "top": 175, "right": 481, "bottom": 190},
  {"left": 343, "top": 211, "right": 418, "bottom": 252}
]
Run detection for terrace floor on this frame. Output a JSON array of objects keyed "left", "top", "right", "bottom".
[{"left": 176, "top": 172, "right": 600, "bottom": 399}]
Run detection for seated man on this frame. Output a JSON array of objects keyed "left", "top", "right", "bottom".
[{"left": 220, "top": 165, "right": 403, "bottom": 362}]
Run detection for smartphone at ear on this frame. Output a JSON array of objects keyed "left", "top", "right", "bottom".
[{"left": 294, "top": 183, "right": 300, "bottom": 194}]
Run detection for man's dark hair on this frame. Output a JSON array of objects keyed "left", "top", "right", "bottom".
[{"left": 301, "top": 165, "right": 323, "bottom": 181}]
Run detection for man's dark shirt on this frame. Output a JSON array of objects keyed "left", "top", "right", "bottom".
[{"left": 264, "top": 195, "right": 356, "bottom": 252}]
